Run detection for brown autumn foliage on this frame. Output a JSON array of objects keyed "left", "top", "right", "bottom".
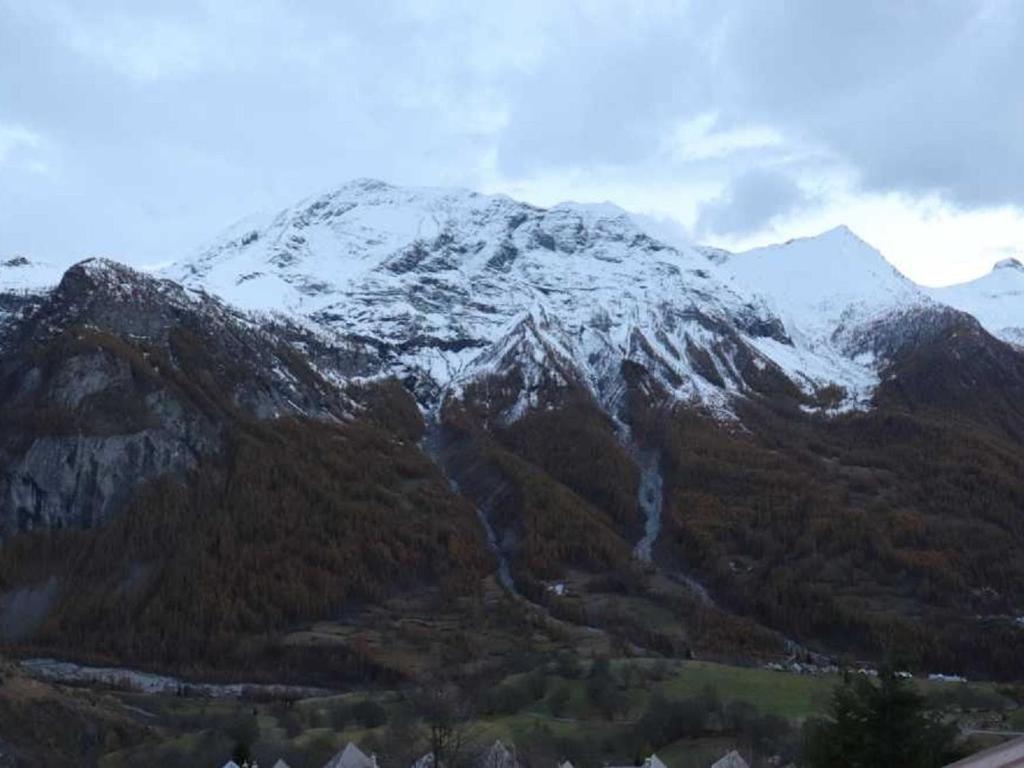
[
  {"left": 654, "top": 398, "right": 1024, "bottom": 678},
  {"left": 0, "top": 415, "right": 491, "bottom": 676},
  {"left": 441, "top": 389, "right": 634, "bottom": 580},
  {"left": 497, "top": 400, "right": 641, "bottom": 531}
]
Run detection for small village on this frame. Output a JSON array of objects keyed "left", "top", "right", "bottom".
[
  {"left": 217, "top": 731, "right": 1024, "bottom": 768},
  {"left": 218, "top": 741, "right": 754, "bottom": 768}
]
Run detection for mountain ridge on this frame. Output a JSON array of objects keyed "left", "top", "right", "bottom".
[
  {"left": 4, "top": 180, "right": 1024, "bottom": 680},
  {"left": 928, "top": 253, "right": 1024, "bottom": 347},
  {"left": 163, "top": 180, "right": 963, "bottom": 419}
]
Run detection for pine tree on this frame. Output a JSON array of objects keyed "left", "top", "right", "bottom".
[{"left": 802, "top": 671, "right": 958, "bottom": 768}]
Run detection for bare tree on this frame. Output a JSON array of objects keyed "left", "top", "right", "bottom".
[{"left": 410, "top": 681, "right": 480, "bottom": 768}]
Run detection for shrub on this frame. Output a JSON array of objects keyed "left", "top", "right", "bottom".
[{"left": 352, "top": 699, "right": 388, "bottom": 729}]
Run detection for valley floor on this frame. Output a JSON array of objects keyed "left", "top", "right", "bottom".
[{"left": 3, "top": 655, "right": 1021, "bottom": 768}]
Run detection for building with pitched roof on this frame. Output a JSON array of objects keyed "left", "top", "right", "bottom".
[{"left": 323, "top": 742, "right": 379, "bottom": 768}]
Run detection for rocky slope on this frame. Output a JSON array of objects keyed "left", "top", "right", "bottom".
[
  {"left": 0, "top": 258, "right": 349, "bottom": 535},
  {"left": 0, "top": 257, "right": 491, "bottom": 675}
]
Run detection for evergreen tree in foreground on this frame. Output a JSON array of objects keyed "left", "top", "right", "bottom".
[{"left": 801, "top": 670, "right": 958, "bottom": 768}]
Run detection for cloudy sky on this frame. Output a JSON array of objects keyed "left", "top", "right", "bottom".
[{"left": 1, "top": 0, "right": 1021, "bottom": 286}]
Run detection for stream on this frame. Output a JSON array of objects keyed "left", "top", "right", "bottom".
[
  {"left": 632, "top": 447, "right": 663, "bottom": 562},
  {"left": 420, "top": 422, "right": 518, "bottom": 595},
  {"left": 617, "top": 420, "right": 715, "bottom": 607},
  {"left": 20, "top": 658, "right": 333, "bottom": 699}
]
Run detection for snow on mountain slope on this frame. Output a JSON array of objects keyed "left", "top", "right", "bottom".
[
  {"left": 718, "top": 226, "right": 941, "bottom": 404},
  {"left": 0, "top": 256, "right": 68, "bottom": 294},
  {"left": 723, "top": 227, "right": 928, "bottom": 339},
  {"left": 167, "top": 181, "right": 932, "bottom": 419},
  {"left": 927, "top": 258, "right": 1024, "bottom": 346},
  {"left": 0, "top": 256, "right": 70, "bottom": 337}
]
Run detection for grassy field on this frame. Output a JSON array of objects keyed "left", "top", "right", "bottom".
[
  {"left": 494, "top": 658, "right": 837, "bottom": 721},
  {"left": 658, "top": 660, "right": 837, "bottom": 719},
  {"left": 8, "top": 655, "right": 1012, "bottom": 768}
]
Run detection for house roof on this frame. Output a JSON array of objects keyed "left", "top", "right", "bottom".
[
  {"left": 479, "top": 740, "right": 517, "bottom": 768},
  {"left": 323, "top": 742, "right": 376, "bottom": 768},
  {"left": 710, "top": 752, "right": 750, "bottom": 768}
]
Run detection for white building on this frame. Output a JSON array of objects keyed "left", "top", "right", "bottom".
[
  {"left": 324, "top": 742, "right": 379, "bottom": 768},
  {"left": 710, "top": 752, "right": 749, "bottom": 768},
  {"left": 478, "top": 740, "right": 519, "bottom": 768}
]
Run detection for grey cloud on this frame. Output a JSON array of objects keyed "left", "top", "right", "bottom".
[
  {"left": 0, "top": 1, "right": 514, "bottom": 261},
  {"left": 495, "top": 0, "right": 1023, "bottom": 208},
  {"left": 713, "top": 0, "right": 1024, "bottom": 208},
  {"left": 494, "top": 7, "right": 712, "bottom": 176},
  {"left": 0, "top": 0, "right": 1021, "bottom": 262},
  {"left": 696, "top": 169, "right": 809, "bottom": 237}
]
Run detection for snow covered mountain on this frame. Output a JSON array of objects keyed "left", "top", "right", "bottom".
[
  {"left": 9, "top": 182, "right": 1017, "bottom": 423},
  {"left": 719, "top": 226, "right": 943, "bottom": 405},
  {"left": 723, "top": 226, "right": 932, "bottom": 345},
  {"left": 6, "top": 180, "right": 1024, "bottom": 681},
  {"left": 928, "top": 257, "right": 1024, "bottom": 346},
  {"left": 166, "top": 180, "right": 933, "bottom": 419}
]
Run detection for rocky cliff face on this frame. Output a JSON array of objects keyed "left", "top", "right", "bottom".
[{"left": 0, "top": 259, "right": 348, "bottom": 536}]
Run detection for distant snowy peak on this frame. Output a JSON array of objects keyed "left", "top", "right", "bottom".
[
  {"left": 723, "top": 225, "right": 931, "bottom": 343},
  {"left": 928, "top": 254, "right": 1024, "bottom": 346},
  {"left": 0, "top": 256, "right": 71, "bottom": 336},
  {"left": 0, "top": 255, "right": 68, "bottom": 294}
]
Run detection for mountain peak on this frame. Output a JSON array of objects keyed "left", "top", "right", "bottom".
[
  {"left": 926, "top": 256, "right": 1024, "bottom": 346},
  {"left": 341, "top": 177, "right": 394, "bottom": 192},
  {"left": 54, "top": 258, "right": 198, "bottom": 320},
  {"left": 550, "top": 200, "right": 630, "bottom": 220},
  {"left": 61, "top": 257, "right": 142, "bottom": 288},
  {"left": 993, "top": 257, "right": 1023, "bottom": 272},
  {"left": 323, "top": 177, "right": 483, "bottom": 205},
  {"left": 741, "top": 223, "right": 899, "bottom": 276},
  {"left": 727, "top": 222, "right": 927, "bottom": 349},
  {"left": 823, "top": 223, "right": 856, "bottom": 238},
  {"left": 812, "top": 224, "right": 874, "bottom": 250},
  {"left": 775, "top": 224, "right": 874, "bottom": 255}
]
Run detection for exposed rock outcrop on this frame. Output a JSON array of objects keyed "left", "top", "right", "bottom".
[{"left": 0, "top": 259, "right": 348, "bottom": 535}]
